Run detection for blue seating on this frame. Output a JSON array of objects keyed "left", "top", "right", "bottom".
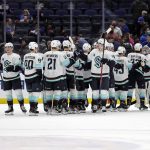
[
  {"left": 73, "top": 10, "right": 82, "bottom": 16},
  {"left": 84, "top": 9, "right": 97, "bottom": 16},
  {"left": 41, "top": 10, "right": 54, "bottom": 17},
  {"left": 114, "top": 8, "right": 126, "bottom": 17},
  {"left": 76, "top": 2, "right": 89, "bottom": 9},
  {"left": 21, "top": 2, "right": 34, "bottom": 9},
  {"left": 49, "top": 2, "right": 61, "bottom": 9},
  {"left": 9, "top": 2, "right": 20, "bottom": 9},
  {"left": 91, "top": 2, "right": 102, "bottom": 10},
  {"left": 56, "top": 10, "right": 68, "bottom": 16}
]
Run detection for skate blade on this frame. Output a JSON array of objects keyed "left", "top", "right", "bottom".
[
  {"left": 48, "top": 110, "right": 60, "bottom": 115},
  {"left": 5, "top": 112, "right": 14, "bottom": 115},
  {"left": 22, "top": 111, "right": 27, "bottom": 114},
  {"left": 61, "top": 110, "right": 68, "bottom": 115},
  {"left": 80, "top": 110, "right": 86, "bottom": 113},
  {"left": 29, "top": 112, "right": 38, "bottom": 116},
  {"left": 101, "top": 110, "right": 107, "bottom": 112}
]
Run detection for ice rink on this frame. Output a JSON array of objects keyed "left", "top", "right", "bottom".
[{"left": 0, "top": 104, "right": 150, "bottom": 150}]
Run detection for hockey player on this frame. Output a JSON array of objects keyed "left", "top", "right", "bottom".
[
  {"left": 127, "top": 43, "right": 148, "bottom": 110},
  {"left": 105, "top": 42, "right": 116, "bottom": 110},
  {"left": 78, "top": 38, "right": 113, "bottom": 112},
  {"left": 1, "top": 42, "right": 27, "bottom": 115},
  {"left": 62, "top": 40, "right": 75, "bottom": 113},
  {"left": 82, "top": 43, "right": 92, "bottom": 108},
  {"left": 114, "top": 46, "right": 131, "bottom": 111},
  {"left": 142, "top": 46, "right": 150, "bottom": 106},
  {"left": 23, "top": 42, "right": 43, "bottom": 115},
  {"left": 43, "top": 40, "right": 75, "bottom": 114}
]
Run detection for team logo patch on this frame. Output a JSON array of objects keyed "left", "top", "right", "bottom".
[
  {"left": 4, "top": 60, "right": 11, "bottom": 68},
  {"left": 94, "top": 56, "right": 101, "bottom": 68}
]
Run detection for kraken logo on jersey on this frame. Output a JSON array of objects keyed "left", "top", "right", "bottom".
[
  {"left": 3, "top": 60, "right": 11, "bottom": 72},
  {"left": 4, "top": 60, "right": 11, "bottom": 68},
  {"left": 94, "top": 56, "right": 101, "bottom": 68},
  {"left": 38, "top": 58, "right": 42, "bottom": 63}
]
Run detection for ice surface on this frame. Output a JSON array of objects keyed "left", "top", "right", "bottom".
[{"left": 0, "top": 104, "right": 150, "bottom": 150}]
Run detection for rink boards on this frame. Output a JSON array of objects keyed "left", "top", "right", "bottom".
[
  {"left": 0, "top": 74, "right": 93, "bottom": 104},
  {"left": 0, "top": 74, "right": 137, "bottom": 104}
]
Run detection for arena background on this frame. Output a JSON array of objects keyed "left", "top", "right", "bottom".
[{"left": 0, "top": 0, "right": 149, "bottom": 103}]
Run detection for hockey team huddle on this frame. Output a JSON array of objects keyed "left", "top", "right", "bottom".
[{"left": 0, "top": 37, "right": 150, "bottom": 115}]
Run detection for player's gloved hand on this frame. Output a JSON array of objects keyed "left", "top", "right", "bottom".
[
  {"left": 5, "top": 65, "right": 14, "bottom": 72},
  {"left": 101, "top": 58, "right": 108, "bottom": 64},
  {"left": 0, "top": 63, "right": 3, "bottom": 71},
  {"left": 36, "top": 69, "right": 42, "bottom": 80},
  {"left": 115, "top": 63, "right": 123, "bottom": 69},
  {"left": 73, "top": 50, "right": 80, "bottom": 60}
]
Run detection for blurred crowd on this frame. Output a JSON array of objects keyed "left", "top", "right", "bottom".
[{"left": 0, "top": 0, "right": 150, "bottom": 58}]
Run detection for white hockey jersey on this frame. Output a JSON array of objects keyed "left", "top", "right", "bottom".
[
  {"left": 88, "top": 49, "right": 113, "bottom": 78},
  {"left": 127, "top": 52, "right": 146, "bottom": 64},
  {"left": 43, "top": 51, "right": 71, "bottom": 82},
  {"left": 23, "top": 52, "right": 43, "bottom": 80},
  {"left": 114, "top": 56, "right": 130, "bottom": 85},
  {"left": 144, "top": 54, "right": 150, "bottom": 81},
  {"left": 1, "top": 53, "right": 21, "bottom": 81},
  {"left": 63, "top": 51, "right": 74, "bottom": 76}
]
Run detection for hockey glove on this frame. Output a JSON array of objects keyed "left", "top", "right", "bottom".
[
  {"left": 0, "top": 63, "right": 3, "bottom": 71},
  {"left": 101, "top": 58, "right": 108, "bottom": 64},
  {"left": 115, "top": 63, "right": 123, "bottom": 69},
  {"left": 36, "top": 69, "right": 42, "bottom": 80},
  {"left": 5, "top": 65, "right": 15, "bottom": 72},
  {"left": 73, "top": 50, "right": 80, "bottom": 60}
]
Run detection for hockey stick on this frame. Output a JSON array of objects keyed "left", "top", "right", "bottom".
[{"left": 99, "top": 28, "right": 112, "bottom": 103}]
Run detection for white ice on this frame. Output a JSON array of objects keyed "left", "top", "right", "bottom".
[{"left": 0, "top": 104, "right": 150, "bottom": 150}]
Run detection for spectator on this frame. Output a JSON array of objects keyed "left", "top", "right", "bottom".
[
  {"left": 46, "top": 24, "right": 55, "bottom": 39},
  {"left": 118, "top": 18, "right": 130, "bottom": 35},
  {"left": 47, "top": 40, "right": 51, "bottom": 51},
  {"left": 18, "top": 38, "right": 29, "bottom": 60},
  {"left": 131, "top": 0, "right": 149, "bottom": 22},
  {"left": 106, "top": 20, "right": 123, "bottom": 43},
  {"left": 131, "top": 0, "right": 149, "bottom": 35},
  {"left": 19, "top": 9, "right": 33, "bottom": 23},
  {"left": 136, "top": 16, "right": 148, "bottom": 37},
  {"left": 140, "top": 26, "right": 150, "bottom": 46},
  {"left": 39, "top": 39, "right": 48, "bottom": 54},
  {"left": 6, "top": 18, "right": 15, "bottom": 42},
  {"left": 122, "top": 33, "right": 134, "bottom": 55},
  {"left": 110, "top": 20, "right": 123, "bottom": 37},
  {"left": 141, "top": 10, "right": 149, "bottom": 24},
  {"left": 29, "top": 24, "right": 45, "bottom": 37}
]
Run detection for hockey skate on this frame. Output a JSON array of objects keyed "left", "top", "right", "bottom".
[
  {"left": 20, "top": 105, "right": 27, "bottom": 113},
  {"left": 29, "top": 102, "right": 39, "bottom": 116},
  {"left": 18, "top": 100, "right": 27, "bottom": 113},
  {"left": 5, "top": 106, "right": 14, "bottom": 115},
  {"left": 5, "top": 101, "right": 14, "bottom": 115},
  {"left": 101, "top": 106, "right": 107, "bottom": 112},
  {"left": 91, "top": 105, "right": 98, "bottom": 113}
]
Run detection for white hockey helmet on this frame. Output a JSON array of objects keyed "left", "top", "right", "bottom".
[
  {"left": 57, "top": 40, "right": 62, "bottom": 49},
  {"left": 62, "top": 40, "right": 71, "bottom": 48},
  {"left": 93, "top": 42, "right": 97, "bottom": 48},
  {"left": 134, "top": 43, "right": 142, "bottom": 52},
  {"left": 29, "top": 42, "right": 38, "bottom": 50},
  {"left": 142, "top": 45, "right": 150, "bottom": 55},
  {"left": 105, "top": 42, "right": 114, "bottom": 51},
  {"left": 5, "top": 42, "right": 13, "bottom": 48},
  {"left": 51, "top": 40, "right": 59, "bottom": 48},
  {"left": 97, "top": 38, "right": 107, "bottom": 45},
  {"left": 117, "top": 46, "right": 126, "bottom": 54},
  {"left": 82, "top": 43, "right": 91, "bottom": 54}
]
